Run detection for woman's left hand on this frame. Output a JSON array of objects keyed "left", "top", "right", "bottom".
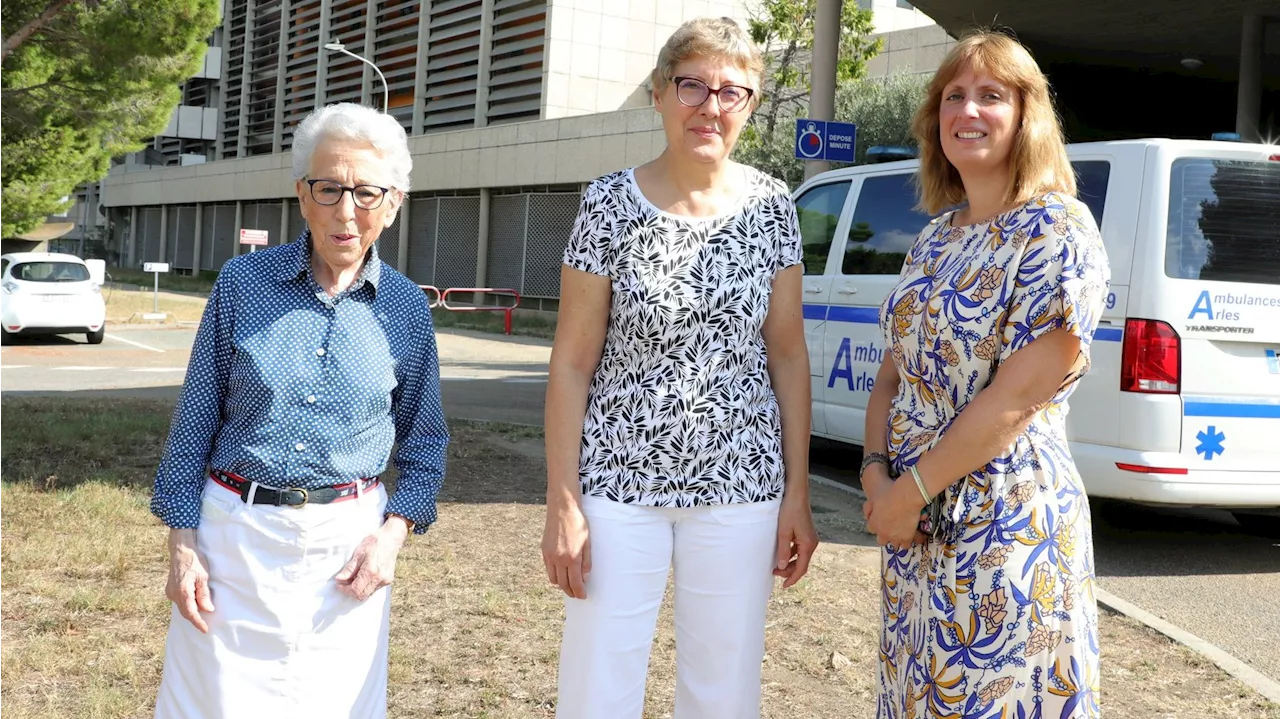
[
  {"left": 865, "top": 478, "right": 928, "bottom": 549},
  {"left": 774, "top": 492, "right": 819, "bottom": 589},
  {"left": 335, "top": 516, "right": 410, "bottom": 601}
]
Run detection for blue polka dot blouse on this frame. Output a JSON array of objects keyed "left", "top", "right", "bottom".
[{"left": 151, "top": 231, "right": 450, "bottom": 534}]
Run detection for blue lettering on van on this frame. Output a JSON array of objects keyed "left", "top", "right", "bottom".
[
  {"left": 1188, "top": 290, "right": 1242, "bottom": 322},
  {"left": 827, "top": 337, "right": 881, "bottom": 392},
  {"left": 1189, "top": 291, "right": 1214, "bottom": 320},
  {"left": 1106, "top": 292, "right": 1117, "bottom": 310}
]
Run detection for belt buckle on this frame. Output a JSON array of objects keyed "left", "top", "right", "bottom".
[{"left": 290, "top": 488, "right": 309, "bottom": 507}]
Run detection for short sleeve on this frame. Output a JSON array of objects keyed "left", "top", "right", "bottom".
[
  {"left": 998, "top": 195, "right": 1111, "bottom": 365},
  {"left": 562, "top": 178, "right": 615, "bottom": 277},
  {"left": 773, "top": 181, "right": 803, "bottom": 272}
]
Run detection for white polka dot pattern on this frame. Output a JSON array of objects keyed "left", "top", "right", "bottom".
[{"left": 151, "top": 231, "right": 450, "bottom": 534}]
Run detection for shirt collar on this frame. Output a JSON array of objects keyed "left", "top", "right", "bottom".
[{"left": 276, "top": 229, "right": 383, "bottom": 296}]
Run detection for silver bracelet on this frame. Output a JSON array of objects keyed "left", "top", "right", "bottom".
[{"left": 909, "top": 465, "right": 932, "bottom": 505}]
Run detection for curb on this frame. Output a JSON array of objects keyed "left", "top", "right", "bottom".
[
  {"left": 808, "top": 472, "right": 1280, "bottom": 705},
  {"left": 1094, "top": 587, "right": 1280, "bottom": 704},
  {"left": 810, "top": 472, "right": 865, "bottom": 500}
]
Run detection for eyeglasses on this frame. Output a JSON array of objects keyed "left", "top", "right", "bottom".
[
  {"left": 305, "top": 179, "right": 391, "bottom": 210},
  {"left": 671, "top": 76, "right": 754, "bottom": 113}
]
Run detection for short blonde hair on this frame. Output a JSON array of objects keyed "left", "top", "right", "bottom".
[
  {"left": 651, "top": 17, "right": 765, "bottom": 108},
  {"left": 911, "top": 29, "right": 1075, "bottom": 215}
]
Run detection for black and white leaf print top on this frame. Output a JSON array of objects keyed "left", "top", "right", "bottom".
[{"left": 563, "top": 166, "right": 803, "bottom": 507}]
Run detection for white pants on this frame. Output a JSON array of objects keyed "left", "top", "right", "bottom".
[
  {"left": 156, "top": 478, "right": 391, "bottom": 719},
  {"left": 556, "top": 494, "right": 782, "bottom": 719}
]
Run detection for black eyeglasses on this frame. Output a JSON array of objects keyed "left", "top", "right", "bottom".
[
  {"left": 305, "top": 179, "right": 391, "bottom": 210},
  {"left": 671, "top": 76, "right": 754, "bottom": 113}
]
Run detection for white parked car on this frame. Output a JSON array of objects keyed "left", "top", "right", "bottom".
[
  {"left": 1, "top": 252, "right": 106, "bottom": 345},
  {"left": 794, "top": 138, "right": 1280, "bottom": 529}
]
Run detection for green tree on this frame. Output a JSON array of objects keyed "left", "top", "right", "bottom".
[
  {"left": 744, "top": 0, "right": 881, "bottom": 139},
  {"left": 1, "top": 0, "right": 219, "bottom": 237}
]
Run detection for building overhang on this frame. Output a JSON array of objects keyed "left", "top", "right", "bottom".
[{"left": 909, "top": 0, "right": 1279, "bottom": 83}]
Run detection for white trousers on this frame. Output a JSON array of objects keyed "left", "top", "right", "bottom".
[
  {"left": 556, "top": 495, "right": 782, "bottom": 719},
  {"left": 155, "top": 478, "right": 391, "bottom": 719}
]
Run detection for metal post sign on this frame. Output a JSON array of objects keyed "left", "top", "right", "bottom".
[
  {"left": 239, "top": 228, "right": 269, "bottom": 246},
  {"left": 142, "top": 262, "right": 169, "bottom": 318},
  {"left": 795, "top": 119, "right": 857, "bottom": 163}
]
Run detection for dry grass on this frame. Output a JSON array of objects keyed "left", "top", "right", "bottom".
[
  {"left": 102, "top": 289, "right": 207, "bottom": 324},
  {"left": 2, "top": 398, "right": 1278, "bottom": 718}
]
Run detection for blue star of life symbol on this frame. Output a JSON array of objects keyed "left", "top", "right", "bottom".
[{"left": 1195, "top": 426, "right": 1226, "bottom": 461}]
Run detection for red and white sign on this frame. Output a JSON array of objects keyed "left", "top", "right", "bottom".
[{"left": 239, "top": 228, "right": 269, "bottom": 246}]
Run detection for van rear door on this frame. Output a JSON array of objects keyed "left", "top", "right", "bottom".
[{"left": 1129, "top": 146, "right": 1280, "bottom": 474}]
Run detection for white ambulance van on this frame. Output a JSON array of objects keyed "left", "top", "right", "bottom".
[{"left": 795, "top": 139, "right": 1280, "bottom": 529}]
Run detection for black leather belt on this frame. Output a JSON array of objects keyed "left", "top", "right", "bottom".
[{"left": 209, "top": 469, "right": 379, "bottom": 507}]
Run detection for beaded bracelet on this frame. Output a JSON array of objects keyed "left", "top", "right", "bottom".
[{"left": 859, "top": 452, "right": 889, "bottom": 477}]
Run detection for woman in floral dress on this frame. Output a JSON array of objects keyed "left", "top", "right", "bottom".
[{"left": 862, "top": 31, "right": 1111, "bottom": 718}]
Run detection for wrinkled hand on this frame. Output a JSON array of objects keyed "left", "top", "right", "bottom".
[
  {"left": 335, "top": 517, "right": 409, "bottom": 601},
  {"left": 774, "top": 492, "right": 819, "bottom": 589},
  {"left": 166, "top": 529, "right": 214, "bottom": 633},
  {"left": 542, "top": 500, "right": 591, "bottom": 600},
  {"left": 864, "top": 471, "right": 927, "bottom": 549}
]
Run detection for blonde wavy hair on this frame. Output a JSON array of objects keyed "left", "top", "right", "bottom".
[
  {"left": 912, "top": 30, "right": 1075, "bottom": 215},
  {"left": 651, "top": 17, "right": 765, "bottom": 110}
]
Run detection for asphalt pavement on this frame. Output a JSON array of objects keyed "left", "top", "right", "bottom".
[{"left": 2, "top": 325, "right": 1278, "bottom": 684}]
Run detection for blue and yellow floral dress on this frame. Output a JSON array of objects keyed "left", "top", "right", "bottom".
[{"left": 876, "top": 192, "right": 1110, "bottom": 718}]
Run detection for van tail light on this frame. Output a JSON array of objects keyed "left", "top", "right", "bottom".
[{"left": 1120, "top": 319, "right": 1181, "bottom": 394}]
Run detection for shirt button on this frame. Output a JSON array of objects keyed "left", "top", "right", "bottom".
[
  {"left": 315, "top": 348, "right": 326, "bottom": 356},
  {"left": 306, "top": 395, "right": 316, "bottom": 404},
  {"left": 295, "top": 442, "right": 306, "bottom": 452}
]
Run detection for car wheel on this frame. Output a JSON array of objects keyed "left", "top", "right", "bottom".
[
  {"left": 1, "top": 330, "right": 11, "bottom": 346},
  {"left": 87, "top": 327, "right": 105, "bottom": 344}
]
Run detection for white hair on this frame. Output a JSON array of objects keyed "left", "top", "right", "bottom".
[{"left": 290, "top": 103, "right": 412, "bottom": 191}]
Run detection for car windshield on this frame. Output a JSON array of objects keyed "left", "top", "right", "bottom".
[{"left": 13, "top": 261, "right": 91, "bottom": 282}]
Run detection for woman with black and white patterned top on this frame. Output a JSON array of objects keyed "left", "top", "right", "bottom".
[{"left": 541, "top": 17, "right": 818, "bottom": 719}]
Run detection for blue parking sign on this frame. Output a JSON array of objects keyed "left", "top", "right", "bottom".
[{"left": 795, "top": 119, "right": 857, "bottom": 163}]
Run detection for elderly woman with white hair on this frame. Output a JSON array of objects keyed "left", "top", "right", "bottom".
[{"left": 150, "top": 102, "right": 449, "bottom": 718}]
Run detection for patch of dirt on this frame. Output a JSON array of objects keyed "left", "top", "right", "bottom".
[{"left": 1, "top": 407, "right": 1276, "bottom": 718}]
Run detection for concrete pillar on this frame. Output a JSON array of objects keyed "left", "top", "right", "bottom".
[
  {"left": 280, "top": 199, "right": 291, "bottom": 245},
  {"left": 411, "top": 4, "right": 431, "bottom": 135},
  {"left": 158, "top": 204, "right": 169, "bottom": 265},
  {"left": 217, "top": 5, "right": 234, "bottom": 157},
  {"left": 234, "top": 201, "right": 246, "bottom": 255},
  {"left": 236, "top": 0, "right": 257, "bottom": 157},
  {"left": 805, "top": 0, "right": 841, "bottom": 180},
  {"left": 474, "top": 0, "right": 496, "bottom": 128},
  {"left": 1236, "top": 14, "right": 1264, "bottom": 143},
  {"left": 315, "top": 0, "right": 333, "bottom": 109},
  {"left": 272, "top": 0, "right": 292, "bottom": 153},
  {"left": 476, "top": 188, "right": 491, "bottom": 287},
  {"left": 397, "top": 197, "right": 410, "bottom": 274},
  {"left": 127, "top": 206, "right": 139, "bottom": 266},
  {"left": 193, "top": 204, "right": 204, "bottom": 274},
  {"left": 361, "top": 0, "right": 377, "bottom": 108}
]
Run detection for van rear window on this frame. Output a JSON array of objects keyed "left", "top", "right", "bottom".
[{"left": 1165, "top": 158, "right": 1280, "bottom": 285}]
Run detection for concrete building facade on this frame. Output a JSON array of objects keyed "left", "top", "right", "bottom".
[{"left": 90, "top": 0, "right": 945, "bottom": 308}]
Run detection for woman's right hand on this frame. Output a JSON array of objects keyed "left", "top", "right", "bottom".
[
  {"left": 166, "top": 529, "right": 214, "bottom": 633},
  {"left": 541, "top": 500, "right": 592, "bottom": 600}
]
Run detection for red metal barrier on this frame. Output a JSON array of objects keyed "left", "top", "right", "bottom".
[
  {"left": 423, "top": 286, "right": 522, "bottom": 335},
  {"left": 418, "top": 285, "right": 442, "bottom": 308}
]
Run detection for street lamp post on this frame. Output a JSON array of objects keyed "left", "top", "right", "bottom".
[{"left": 324, "top": 42, "right": 389, "bottom": 112}]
